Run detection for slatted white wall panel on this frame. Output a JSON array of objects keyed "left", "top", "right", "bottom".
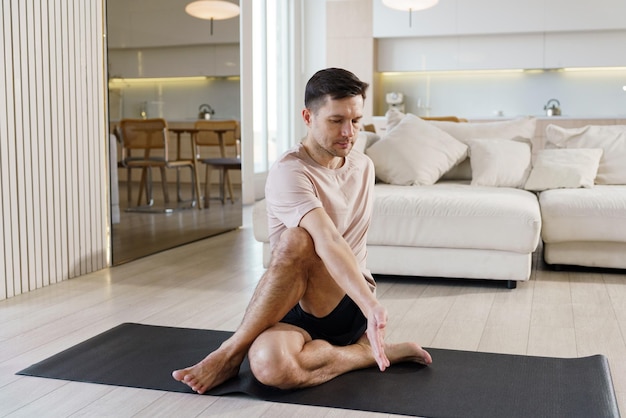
[{"left": 0, "top": 0, "right": 108, "bottom": 300}]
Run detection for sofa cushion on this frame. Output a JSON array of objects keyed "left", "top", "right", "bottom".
[
  {"left": 545, "top": 124, "right": 626, "bottom": 185},
  {"left": 368, "top": 183, "right": 541, "bottom": 253},
  {"left": 365, "top": 114, "right": 468, "bottom": 186},
  {"left": 353, "top": 131, "right": 381, "bottom": 154},
  {"left": 467, "top": 138, "right": 532, "bottom": 188},
  {"left": 432, "top": 117, "right": 537, "bottom": 144},
  {"left": 435, "top": 117, "right": 538, "bottom": 181},
  {"left": 524, "top": 148, "right": 603, "bottom": 191},
  {"left": 540, "top": 185, "right": 626, "bottom": 243}
]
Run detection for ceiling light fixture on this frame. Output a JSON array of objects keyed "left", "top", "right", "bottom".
[
  {"left": 382, "top": 0, "right": 439, "bottom": 27},
  {"left": 185, "top": 0, "right": 240, "bottom": 35}
]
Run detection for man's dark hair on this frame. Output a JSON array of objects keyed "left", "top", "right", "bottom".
[{"left": 304, "top": 68, "right": 369, "bottom": 113}]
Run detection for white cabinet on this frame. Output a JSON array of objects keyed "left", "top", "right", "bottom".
[
  {"left": 545, "top": 0, "right": 626, "bottom": 32},
  {"left": 458, "top": 34, "right": 544, "bottom": 70},
  {"left": 544, "top": 31, "right": 626, "bottom": 68},
  {"left": 214, "top": 45, "right": 241, "bottom": 76},
  {"left": 456, "top": 0, "right": 544, "bottom": 35},
  {"left": 377, "top": 37, "right": 458, "bottom": 72},
  {"left": 108, "top": 45, "right": 240, "bottom": 78},
  {"left": 377, "top": 33, "right": 544, "bottom": 72}
]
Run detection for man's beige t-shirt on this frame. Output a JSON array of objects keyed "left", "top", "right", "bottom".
[{"left": 265, "top": 142, "right": 376, "bottom": 290}]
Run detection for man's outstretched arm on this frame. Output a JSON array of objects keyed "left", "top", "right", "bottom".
[{"left": 299, "top": 207, "right": 390, "bottom": 371}]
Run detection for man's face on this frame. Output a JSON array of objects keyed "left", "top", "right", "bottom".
[{"left": 303, "top": 95, "right": 364, "bottom": 160}]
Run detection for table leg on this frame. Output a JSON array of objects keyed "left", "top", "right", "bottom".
[
  {"left": 176, "top": 133, "right": 183, "bottom": 202},
  {"left": 190, "top": 132, "right": 203, "bottom": 210}
]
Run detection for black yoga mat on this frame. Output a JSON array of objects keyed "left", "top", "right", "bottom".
[{"left": 18, "top": 323, "right": 620, "bottom": 418}]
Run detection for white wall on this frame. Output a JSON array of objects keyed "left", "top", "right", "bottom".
[
  {"left": 287, "top": 0, "right": 328, "bottom": 143},
  {"left": 326, "top": 0, "right": 375, "bottom": 123}
]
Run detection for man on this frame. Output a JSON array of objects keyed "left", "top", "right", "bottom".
[{"left": 172, "top": 67, "right": 432, "bottom": 393}]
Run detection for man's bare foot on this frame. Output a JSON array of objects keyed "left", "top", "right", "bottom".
[
  {"left": 356, "top": 335, "right": 433, "bottom": 367},
  {"left": 172, "top": 349, "right": 242, "bottom": 394},
  {"left": 386, "top": 340, "right": 433, "bottom": 366}
]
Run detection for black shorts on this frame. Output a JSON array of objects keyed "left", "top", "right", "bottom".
[{"left": 279, "top": 295, "right": 367, "bottom": 346}]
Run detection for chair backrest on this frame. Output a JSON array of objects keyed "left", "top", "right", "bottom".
[
  {"left": 362, "top": 123, "right": 376, "bottom": 133},
  {"left": 120, "top": 118, "right": 168, "bottom": 151},
  {"left": 194, "top": 120, "right": 239, "bottom": 147},
  {"left": 420, "top": 116, "right": 468, "bottom": 123}
]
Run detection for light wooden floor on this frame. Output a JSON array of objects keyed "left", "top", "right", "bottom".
[
  {"left": 112, "top": 182, "right": 242, "bottom": 265},
  {"left": 1, "top": 207, "right": 625, "bottom": 417}
]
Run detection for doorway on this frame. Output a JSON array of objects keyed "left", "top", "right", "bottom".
[{"left": 106, "top": 0, "right": 242, "bottom": 265}]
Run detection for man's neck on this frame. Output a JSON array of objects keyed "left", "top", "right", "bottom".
[{"left": 302, "top": 140, "right": 344, "bottom": 169}]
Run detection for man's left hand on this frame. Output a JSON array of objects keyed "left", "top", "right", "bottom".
[{"left": 366, "top": 304, "right": 390, "bottom": 371}]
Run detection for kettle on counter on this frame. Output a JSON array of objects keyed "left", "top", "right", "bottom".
[
  {"left": 544, "top": 99, "right": 561, "bottom": 117},
  {"left": 198, "top": 104, "right": 214, "bottom": 120}
]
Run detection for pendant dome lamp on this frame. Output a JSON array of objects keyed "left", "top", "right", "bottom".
[
  {"left": 382, "top": 0, "right": 439, "bottom": 27},
  {"left": 185, "top": 0, "right": 240, "bottom": 35}
]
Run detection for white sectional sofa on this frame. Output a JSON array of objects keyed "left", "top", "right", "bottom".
[
  {"left": 253, "top": 114, "right": 626, "bottom": 288},
  {"left": 540, "top": 186, "right": 626, "bottom": 269},
  {"left": 536, "top": 124, "right": 626, "bottom": 269}
]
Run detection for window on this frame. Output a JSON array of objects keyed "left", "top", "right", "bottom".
[{"left": 252, "top": 0, "right": 294, "bottom": 174}]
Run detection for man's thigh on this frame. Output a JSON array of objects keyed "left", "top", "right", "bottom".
[{"left": 274, "top": 227, "right": 346, "bottom": 317}]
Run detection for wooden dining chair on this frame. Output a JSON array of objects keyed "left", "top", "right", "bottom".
[
  {"left": 194, "top": 120, "right": 241, "bottom": 206},
  {"left": 119, "top": 118, "right": 197, "bottom": 211},
  {"left": 420, "top": 116, "right": 468, "bottom": 122}
]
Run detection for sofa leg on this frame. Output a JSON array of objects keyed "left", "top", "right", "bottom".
[{"left": 506, "top": 280, "right": 517, "bottom": 289}]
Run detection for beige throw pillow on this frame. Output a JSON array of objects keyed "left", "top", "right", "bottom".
[
  {"left": 467, "top": 138, "right": 532, "bottom": 188},
  {"left": 524, "top": 148, "right": 603, "bottom": 191},
  {"left": 365, "top": 114, "right": 468, "bottom": 186},
  {"left": 545, "top": 124, "right": 626, "bottom": 185}
]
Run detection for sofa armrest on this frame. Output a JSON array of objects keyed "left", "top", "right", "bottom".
[{"left": 252, "top": 199, "right": 269, "bottom": 243}]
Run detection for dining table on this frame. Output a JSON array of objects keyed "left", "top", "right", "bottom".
[{"left": 168, "top": 126, "right": 238, "bottom": 210}]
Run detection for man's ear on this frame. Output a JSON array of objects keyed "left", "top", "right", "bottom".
[{"left": 302, "top": 108, "right": 312, "bottom": 126}]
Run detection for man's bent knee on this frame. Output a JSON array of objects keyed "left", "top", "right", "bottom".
[
  {"left": 272, "top": 227, "right": 318, "bottom": 265},
  {"left": 248, "top": 340, "right": 303, "bottom": 389}
]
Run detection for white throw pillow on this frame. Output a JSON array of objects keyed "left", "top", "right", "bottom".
[
  {"left": 385, "top": 107, "right": 405, "bottom": 134},
  {"left": 365, "top": 113, "right": 468, "bottom": 186},
  {"left": 435, "top": 117, "right": 537, "bottom": 181},
  {"left": 353, "top": 131, "right": 380, "bottom": 154},
  {"left": 468, "top": 138, "right": 532, "bottom": 188},
  {"left": 545, "top": 124, "right": 626, "bottom": 185},
  {"left": 524, "top": 148, "right": 603, "bottom": 191}
]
